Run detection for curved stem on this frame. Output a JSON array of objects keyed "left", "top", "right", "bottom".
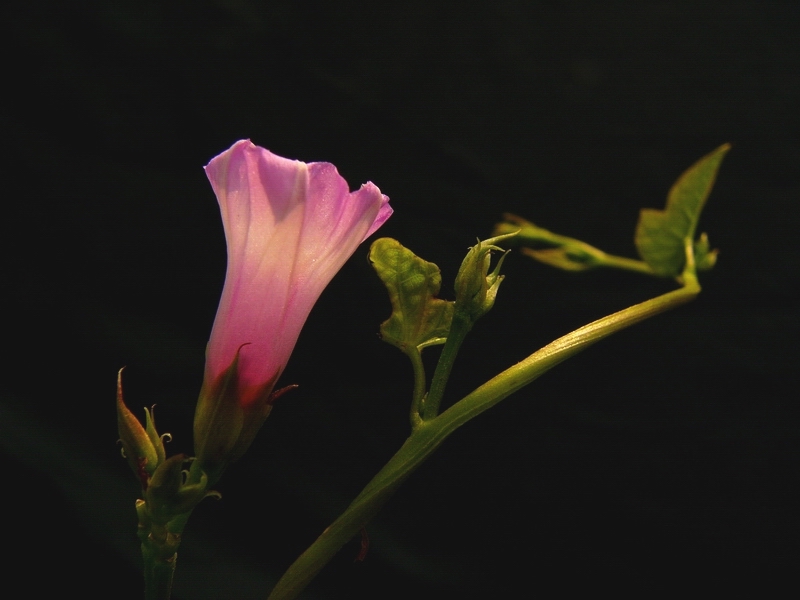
[
  {"left": 435, "top": 276, "right": 699, "bottom": 435},
  {"left": 267, "top": 276, "right": 699, "bottom": 600}
]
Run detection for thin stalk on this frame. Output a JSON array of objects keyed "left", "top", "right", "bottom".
[
  {"left": 592, "top": 252, "right": 656, "bottom": 275},
  {"left": 406, "top": 347, "right": 427, "bottom": 429},
  {"left": 421, "top": 313, "right": 472, "bottom": 421}
]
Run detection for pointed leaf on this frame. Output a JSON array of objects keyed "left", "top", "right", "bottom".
[
  {"left": 369, "top": 238, "right": 454, "bottom": 352},
  {"left": 635, "top": 144, "right": 730, "bottom": 276}
]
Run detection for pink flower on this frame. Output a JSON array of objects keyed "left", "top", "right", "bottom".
[{"left": 194, "top": 140, "right": 391, "bottom": 479}]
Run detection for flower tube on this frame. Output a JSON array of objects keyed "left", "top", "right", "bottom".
[{"left": 194, "top": 140, "right": 392, "bottom": 482}]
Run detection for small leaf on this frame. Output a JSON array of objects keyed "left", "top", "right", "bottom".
[
  {"left": 369, "top": 238, "right": 454, "bottom": 353},
  {"left": 635, "top": 144, "right": 730, "bottom": 276}
]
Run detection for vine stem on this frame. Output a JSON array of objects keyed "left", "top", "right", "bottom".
[{"left": 266, "top": 269, "right": 700, "bottom": 600}]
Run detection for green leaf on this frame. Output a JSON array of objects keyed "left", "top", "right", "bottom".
[
  {"left": 635, "top": 143, "right": 730, "bottom": 277},
  {"left": 369, "top": 238, "right": 454, "bottom": 353}
]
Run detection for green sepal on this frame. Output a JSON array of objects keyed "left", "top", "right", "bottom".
[
  {"left": 635, "top": 144, "right": 730, "bottom": 277},
  {"left": 369, "top": 238, "right": 454, "bottom": 353},
  {"left": 145, "top": 454, "right": 211, "bottom": 524},
  {"left": 144, "top": 406, "right": 167, "bottom": 466},
  {"left": 193, "top": 351, "right": 280, "bottom": 487},
  {"left": 117, "top": 368, "right": 161, "bottom": 483},
  {"left": 453, "top": 233, "right": 515, "bottom": 323}
]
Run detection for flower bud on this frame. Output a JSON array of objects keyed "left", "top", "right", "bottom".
[
  {"left": 453, "top": 233, "right": 515, "bottom": 324},
  {"left": 117, "top": 369, "right": 165, "bottom": 488}
]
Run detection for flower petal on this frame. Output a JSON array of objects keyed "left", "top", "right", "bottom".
[{"left": 202, "top": 140, "right": 392, "bottom": 406}]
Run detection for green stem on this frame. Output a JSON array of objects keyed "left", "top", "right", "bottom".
[
  {"left": 142, "top": 544, "right": 177, "bottom": 600},
  {"left": 266, "top": 427, "right": 440, "bottom": 600},
  {"left": 421, "top": 313, "right": 472, "bottom": 421},
  {"left": 437, "top": 276, "right": 699, "bottom": 434},
  {"left": 137, "top": 497, "right": 194, "bottom": 600},
  {"left": 406, "top": 348, "right": 427, "bottom": 429},
  {"left": 138, "top": 505, "right": 181, "bottom": 600},
  {"left": 592, "top": 252, "right": 656, "bottom": 275},
  {"left": 267, "top": 275, "right": 699, "bottom": 600}
]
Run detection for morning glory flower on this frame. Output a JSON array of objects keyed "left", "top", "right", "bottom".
[{"left": 194, "top": 140, "right": 392, "bottom": 481}]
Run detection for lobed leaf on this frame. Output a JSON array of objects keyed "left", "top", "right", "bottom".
[
  {"left": 635, "top": 144, "right": 730, "bottom": 276},
  {"left": 369, "top": 238, "right": 454, "bottom": 353}
]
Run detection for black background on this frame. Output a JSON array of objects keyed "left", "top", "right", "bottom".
[{"left": 3, "top": 1, "right": 799, "bottom": 598}]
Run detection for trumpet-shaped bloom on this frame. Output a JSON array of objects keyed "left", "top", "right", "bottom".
[
  {"left": 195, "top": 140, "right": 391, "bottom": 479},
  {"left": 205, "top": 139, "right": 392, "bottom": 403}
]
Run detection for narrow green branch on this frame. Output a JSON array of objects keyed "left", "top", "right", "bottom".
[
  {"left": 406, "top": 347, "right": 427, "bottom": 429},
  {"left": 589, "top": 251, "right": 657, "bottom": 275},
  {"left": 421, "top": 314, "right": 472, "bottom": 421}
]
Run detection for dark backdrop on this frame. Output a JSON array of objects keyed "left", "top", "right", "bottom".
[{"left": 3, "top": 1, "right": 799, "bottom": 598}]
